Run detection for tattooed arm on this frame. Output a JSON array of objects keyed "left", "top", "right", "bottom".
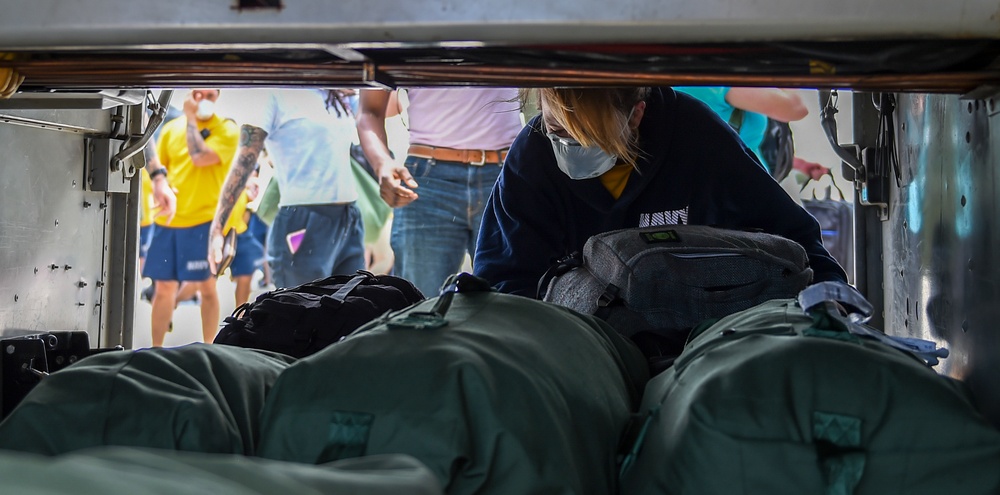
[
  {"left": 208, "top": 124, "right": 268, "bottom": 274},
  {"left": 182, "top": 91, "right": 223, "bottom": 167}
]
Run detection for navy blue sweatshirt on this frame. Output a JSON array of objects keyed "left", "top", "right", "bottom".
[{"left": 472, "top": 87, "right": 847, "bottom": 297}]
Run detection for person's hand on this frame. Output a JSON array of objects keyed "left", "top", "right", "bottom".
[
  {"left": 182, "top": 91, "right": 200, "bottom": 119},
  {"left": 793, "top": 157, "right": 830, "bottom": 181},
  {"left": 207, "top": 220, "right": 226, "bottom": 276},
  {"left": 245, "top": 174, "right": 261, "bottom": 201},
  {"left": 150, "top": 176, "right": 177, "bottom": 224},
  {"left": 378, "top": 163, "right": 419, "bottom": 207}
]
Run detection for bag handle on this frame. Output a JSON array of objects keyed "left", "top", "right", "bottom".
[
  {"left": 329, "top": 270, "right": 375, "bottom": 303},
  {"left": 386, "top": 272, "right": 492, "bottom": 330}
]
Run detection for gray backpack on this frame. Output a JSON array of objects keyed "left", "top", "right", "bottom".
[{"left": 541, "top": 225, "right": 813, "bottom": 363}]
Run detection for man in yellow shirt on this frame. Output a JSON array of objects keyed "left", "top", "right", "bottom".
[{"left": 143, "top": 89, "right": 239, "bottom": 347}]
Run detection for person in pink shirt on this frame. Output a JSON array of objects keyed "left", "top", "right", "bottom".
[{"left": 357, "top": 88, "right": 523, "bottom": 296}]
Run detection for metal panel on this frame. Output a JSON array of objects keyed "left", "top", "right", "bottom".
[
  {"left": 887, "top": 93, "right": 1000, "bottom": 427},
  {"left": 0, "top": 109, "right": 114, "bottom": 345},
  {"left": 0, "top": 0, "right": 997, "bottom": 47}
]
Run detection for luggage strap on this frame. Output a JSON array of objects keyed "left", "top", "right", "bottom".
[
  {"left": 617, "top": 408, "right": 659, "bottom": 479},
  {"left": 595, "top": 283, "right": 622, "bottom": 321},
  {"left": 536, "top": 251, "right": 582, "bottom": 300},
  {"left": 387, "top": 272, "right": 492, "bottom": 330},
  {"left": 327, "top": 270, "right": 372, "bottom": 304},
  {"left": 799, "top": 282, "right": 949, "bottom": 366}
]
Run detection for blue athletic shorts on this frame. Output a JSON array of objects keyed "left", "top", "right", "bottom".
[
  {"left": 230, "top": 229, "right": 265, "bottom": 277},
  {"left": 142, "top": 222, "right": 212, "bottom": 282},
  {"left": 139, "top": 224, "right": 155, "bottom": 259}
]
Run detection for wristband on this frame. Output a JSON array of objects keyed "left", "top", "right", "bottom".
[{"left": 149, "top": 167, "right": 168, "bottom": 180}]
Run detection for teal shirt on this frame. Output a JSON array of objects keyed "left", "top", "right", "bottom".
[{"left": 673, "top": 86, "right": 769, "bottom": 171}]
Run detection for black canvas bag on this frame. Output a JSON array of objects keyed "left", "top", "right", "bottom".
[
  {"left": 214, "top": 270, "right": 425, "bottom": 358},
  {"left": 728, "top": 108, "right": 795, "bottom": 181},
  {"left": 541, "top": 225, "right": 814, "bottom": 367}
]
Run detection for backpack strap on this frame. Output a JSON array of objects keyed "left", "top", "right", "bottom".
[
  {"left": 536, "top": 252, "right": 582, "bottom": 300},
  {"left": 727, "top": 107, "right": 744, "bottom": 133},
  {"left": 595, "top": 283, "right": 622, "bottom": 321},
  {"left": 329, "top": 270, "right": 374, "bottom": 303}
]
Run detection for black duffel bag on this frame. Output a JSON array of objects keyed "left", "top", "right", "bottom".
[{"left": 214, "top": 270, "right": 425, "bottom": 358}]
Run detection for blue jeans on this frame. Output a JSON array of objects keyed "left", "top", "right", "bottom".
[
  {"left": 267, "top": 203, "right": 365, "bottom": 288},
  {"left": 392, "top": 156, "right": 501, "bottom": 296}
]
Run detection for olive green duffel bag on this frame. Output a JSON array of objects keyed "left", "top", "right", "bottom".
[
  {"left": 620, "top": 283, "right": 1000, "bottom": 495},
  {"left": 0, "top": 344, "right": 295, "bottom": 456},
  {"left": 257, "top": 273, "right": 649, "bottom": 495},
  {"left": 0, "top": 447, "right": 442, "bottom": 495}
]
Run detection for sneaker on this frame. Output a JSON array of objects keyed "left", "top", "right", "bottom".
[
  {"left": 140, "top": 284, "right": 155, "bottom": 303},
  {"left": 177, "top": 293, "right": 201, "bottom": 307}
]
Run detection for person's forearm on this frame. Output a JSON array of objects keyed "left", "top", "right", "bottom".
[
  {"left": 357, "top": 116, "right": 395, "bottom": 176},
  {"left": 186, "top": 118, "right": 222, "bottom": 166},
  {"left": 214, "top": 126, "right": 266, "bottom": 228}
]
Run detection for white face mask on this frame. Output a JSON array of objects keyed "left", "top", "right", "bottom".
[
  {"left": 547, "top": 132, "right": 618, "bottom": 180},
  {"left": 547, "top": 107, "right": 635, "bottom": 180},
  {"left": 195, "top": 99, "right": 216, "bottom": 120}
]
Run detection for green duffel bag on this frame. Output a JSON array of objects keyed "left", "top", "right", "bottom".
[
  {"left": 257, "top": 273, "right": 649, "bottom": 495},
  {"left": 620, "top": 283, "right": 1000, "bottom": 495},
  {"left": 0, "top": 344, "right": 295, "bottom": 456},
  {"left": 0, "top": 446, "right": 442, "bottom": 495}
]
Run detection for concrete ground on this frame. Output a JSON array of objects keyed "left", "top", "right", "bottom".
[{"left": 130, "top": 271, "right": 271, "bottom": 350}]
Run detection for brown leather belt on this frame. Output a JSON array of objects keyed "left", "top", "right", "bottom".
[{"left": 408, "top": 144, "right": 508, "bottom": 166}]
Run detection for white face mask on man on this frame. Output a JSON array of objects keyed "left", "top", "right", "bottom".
[
  {"left": 195, "top": 99, "right": 216, "bottom": 120},
  {"left": 546, "top": 108, "right": 634, "bottom": 180}
]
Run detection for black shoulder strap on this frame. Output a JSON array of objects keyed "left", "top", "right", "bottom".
[
  {"left": 536, "top": 252, "right": 583, "bottom": 300},
  {"left": 728, "top": 108, "right": 744, "bottom": 133}
]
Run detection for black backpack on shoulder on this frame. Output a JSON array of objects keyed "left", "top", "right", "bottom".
[
  {"left": 214, "top": 270, "right": 425, "bottom": 358},
  {"left": 760, "top": 118, "right": 795, "bottom": 181},
  {"left": 729, "top": 109, "right": 795, "bottom": 181}
]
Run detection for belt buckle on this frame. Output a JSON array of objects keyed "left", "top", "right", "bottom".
[{"left": 470, "top": 150, "right": 487, "bottom": 166}]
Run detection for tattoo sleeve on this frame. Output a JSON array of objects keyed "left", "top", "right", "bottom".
[
  {"left": 186, "top": 119, "right": 223, "bottom": 166},
  {"left": 214, "top": 125, "right": 268, "bottom": 228}
]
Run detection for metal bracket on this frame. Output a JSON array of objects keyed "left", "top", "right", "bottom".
[
  {"left": 109, "top": 90, "right": 171, "bottom": 176},
  {"left": 858, "top": 147, "right": 889, "bottom": 220},
  {"left": 86, "top": 137, "right": 132, "bottom": 193}
]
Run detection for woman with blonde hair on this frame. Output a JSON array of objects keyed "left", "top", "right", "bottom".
[{"left": 472, "top": 86, "right": 846, "bottom": 296}]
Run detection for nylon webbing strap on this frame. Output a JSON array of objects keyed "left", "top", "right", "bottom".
[
  {"left": 331, "top": 273, "right": 370, "bottom": 303},
  {"left": 728, "top": 108, "right": 744, "bottom": 133},
  {"left": 798, "top": 282, "right": 873, "bottom": 321}
]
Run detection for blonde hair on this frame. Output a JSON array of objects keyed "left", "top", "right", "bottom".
[{"left": 530, "top": 87, "right": 649, "bottom": 169}]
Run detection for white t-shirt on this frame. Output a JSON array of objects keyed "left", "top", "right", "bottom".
[{"left": 219, "top": 88, "right": 358, "bottom": 206}]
